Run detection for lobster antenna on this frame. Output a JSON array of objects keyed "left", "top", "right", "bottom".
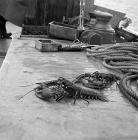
[{"left": 18, "top": 89, "right": 35, "bottom": 101}]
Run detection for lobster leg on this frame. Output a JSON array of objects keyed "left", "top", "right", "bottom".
[
  {"left": 80, "top": 96, "right": 89, "bottom": 104},
  {"left": 73, "top": 91, "right": 79, "bottom": 104},
  {"left": 80, "top": 90, "right": 89, "bottom": 104},
  {"left": 56, "top": 93, "right": 66, "bottom": 102}
]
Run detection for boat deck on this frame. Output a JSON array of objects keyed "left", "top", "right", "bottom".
[{"left": 0, "top": 38, "right": 138, "bottom": 140}]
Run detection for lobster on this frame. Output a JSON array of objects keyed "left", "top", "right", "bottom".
[
  {"left": 54, "top": 77, "right": 109, "bottom": 104},
  {"left": 19, "top": 79, "right": 64, "bottom": 101},
  {"left": 34, "top": 79, "right": 66, "bottom": 101},
  {"left": 20, "top": 72, "right": 118, "bottom": 104},
  {"left": 34, "top": 77, "right": 108, "bottom": 104},
  {"left": 73, "top": 71, "right": 120, "bottom": 89}
]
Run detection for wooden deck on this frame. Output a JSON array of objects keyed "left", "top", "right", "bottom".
[{"left": 0, "top": 38, "right": 138, "bottom": 140}]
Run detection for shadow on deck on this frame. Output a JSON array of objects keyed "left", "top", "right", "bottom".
[{"left": 0, "top": 39, "right": 11, "bottom": 67}]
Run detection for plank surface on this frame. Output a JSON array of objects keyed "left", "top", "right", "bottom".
[
  {"left": 0, "top": 39, "right": 138, "bottom": 140},
  {"left": 24, "top": 0, "right": 80, "bottom": 25},
  {"left": 24, "top": 0, "right": 95, "bottom": 25}
]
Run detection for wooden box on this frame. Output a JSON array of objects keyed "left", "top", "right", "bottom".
[
  {"left": 48, "top": 21, "right": 79, "bottom": 40},
  {"left": 35, "top": 39, "right": 62, "bottom": 52},
  {"left": 20, "top": 25, "right": 48, "bottom": 38}
]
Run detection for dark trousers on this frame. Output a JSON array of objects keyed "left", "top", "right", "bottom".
[
  {"left": 0, "top": 15, "right": 11, "bottom": 39},
  {"left": 0, "top": 15, "right": 7, "bottom": 34}
]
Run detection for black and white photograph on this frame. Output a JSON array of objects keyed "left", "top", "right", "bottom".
[{"left": 0, "top": 0, "right": 138, "bottom": 139}]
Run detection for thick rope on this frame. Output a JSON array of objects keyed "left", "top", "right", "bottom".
[{"left": 86, "top": 42, "right": 138, "bottom": 109}]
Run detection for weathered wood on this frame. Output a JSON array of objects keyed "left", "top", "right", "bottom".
[
  {"left": 0, "top": 39, "right": 138, "bottom": 140},
  {"left": 35, "top": 39, "right": 61, "bottom": 52},
  {"left": 24, "top": 0, "right": 124, "bottom": 28},
  {"left": 24, "top": 0, "right": 94, "bottom": 25},
  {"left": 84, "top": 0, "right": 94, "bottom": 18},
  {"left": 21, "top": 25, "right": 48, "bottom": 38},
  {"left": 24, "top": 0, "right": 79, "bottom": 25},
  {"left": 66, "top": 0, "right": 79, "bottom": 18},
  {"left": 48, "top": 21, "right": 78, "bottom": 40}
]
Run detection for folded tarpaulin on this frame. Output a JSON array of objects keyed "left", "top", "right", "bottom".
[{"left": 0, "top": 0, "right": 30, "bottom": 26}]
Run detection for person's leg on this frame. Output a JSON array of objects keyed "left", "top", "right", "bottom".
[
  {"left": 0, "top": 15, "right": 12, "bottom": 39},
  {"left": 0, "top": 15, "right": 6, "bottom": 37}
]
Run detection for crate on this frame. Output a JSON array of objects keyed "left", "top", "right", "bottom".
[
  {"left": 20, "top": 25, "right": 48, "bottom": 38},
  {"left": 48, "top": 21, "right": 79, "bottom": 41},
  {"left": 35, "top": 39, "right": 62, "bottom": 52}
]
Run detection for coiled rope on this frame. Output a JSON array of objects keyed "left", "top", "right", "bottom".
[{"left": 86, "top": 42, "right": 138, "bottom": 109}]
